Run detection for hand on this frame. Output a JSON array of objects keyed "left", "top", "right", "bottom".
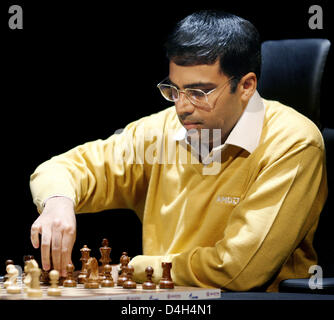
[{"left": 30, "top": 196, "right": 76, "bottom": 277}]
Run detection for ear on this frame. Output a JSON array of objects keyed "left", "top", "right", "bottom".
[{"left": 239, "top": 72, "right": 257, "bottom": 103}]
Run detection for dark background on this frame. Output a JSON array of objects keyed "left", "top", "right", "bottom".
[{"left": 1, "top": 0, "right": 333, "bottom": 273}]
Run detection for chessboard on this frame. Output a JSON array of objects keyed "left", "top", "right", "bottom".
[
  {"left": 0, "top": 280, "right": 221, "bottom": 300},
  {"left": 0, "top": 238, "right": 221, "bottom": 300}
]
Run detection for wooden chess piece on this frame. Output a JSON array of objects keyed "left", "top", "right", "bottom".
[
  {"left": 22, "top": 255, "right": 34, "bottom": 282},
  {"left": 47, "top": 270, "right": 61, "bottom": 296},
  {"left": 78, "top": 245, "right": 91, "bottom": 284},
  {"left": 27, "top": 266, "right": 43, "bottom": 297},
  {"left": 122, "top": 265, "right": 136, "bottom": 289},
  {"left": 142, "top": 266, "right": 156, "bottom": 290},
  {"left": 84, "top": 257, "right": 100, "bottom": 289},
  {"left": 63, "top": 263, "right": 77, "bottom": 287},
  {"left": 159, "top": 262, "right": 174, "bottom": 289},
  {"left": 101, "top": 264, "right": 114, "bottom": 287},
  {"left": 6, "top": 265, "right": 21, "bottom": 294},
  {"left": 40, "top": 269, "right": 50, "bottom": 285},
  {"left": 99, "top": 238, "right": 112, "bottom": 273},
  {"left": 23, "top": 259, "right": 39, "bottom": 293},
  {"left": 3, "top": 260, "right": 14, "bottom": 286},
  {"left": 117, "top": 251, "right": 130, "bottom": 286}
]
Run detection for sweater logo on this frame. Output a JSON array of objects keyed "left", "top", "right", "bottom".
[{"left": 216, "top": 195, "right": 240, "bottom": 205}]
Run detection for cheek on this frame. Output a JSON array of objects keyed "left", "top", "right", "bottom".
[{"left": 206, "top": 96, "right": 238, "bottom": 132}]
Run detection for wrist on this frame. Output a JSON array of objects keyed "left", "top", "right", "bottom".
[{"left": 43, "top": 195, "right": 75, "bottom": 209}]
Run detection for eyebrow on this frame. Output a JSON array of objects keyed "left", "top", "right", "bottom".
[{"left": 167, "top": 78, "right": 217, "bottom": 90}]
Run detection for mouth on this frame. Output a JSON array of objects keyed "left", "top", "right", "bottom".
[{"left": 183, "top": 121, "right": 202, "bottom": 130}]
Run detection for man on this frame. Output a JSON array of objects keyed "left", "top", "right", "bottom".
[{"left": 30, "top": 10, "right": 327, "bottom": 291}]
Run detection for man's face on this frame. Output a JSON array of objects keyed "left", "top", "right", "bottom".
[{"left": 169, "top": 60, "right": 246, "bottom": 146}]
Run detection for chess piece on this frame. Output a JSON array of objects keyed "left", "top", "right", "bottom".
[
  {"left": 40, "top": 269, "right": 50, "bottom": 285},
  {"left": 84, "top": 257, "right": 100, "bottom": 289},
  {"left": 63, "top": 263, "right": 77, "bottom": 287},
  {"left": 117, "top": 252, "right": 130, "bottom": 286},
  {"left": 142, "top": 266, "right": 156, "bottom": 290},
  {"left": 101, "top": 264, "right": 114, "bottom": 287},
  {"left": 3, "top": 260, "right": 14, "bottom": 287},
  {"left": 23, "top": 259, "right": 39, "bottom": 292},
  {"left": 47, "top": 270, "right": 61, "bottom": 296},
  {"left": 122, "top": 265, "right": 136, "bottom": 289},
  {"left": 78, "top": 245, "right": 91, "bottom": 284},
  {"left": 159, "top": 262, "right": 174, "bottom": 289},
  {"left": 99, "top": 238, "right": 112, "bottom": 272},
  {"left": 22, "top": 255, "right": 34, "bottom": 282},
  {"left": 27, "top": 266, "right": 43, "bottom": 297},
  {"left": 6, "top": 265, "right": 21, "bottom": 294}
]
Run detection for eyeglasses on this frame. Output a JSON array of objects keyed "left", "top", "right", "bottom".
[{"left": 157, "top": 76, "right": 234, "bottom": 110}]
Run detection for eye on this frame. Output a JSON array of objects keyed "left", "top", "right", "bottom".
[{"left": 188, "top": 89, "right": 206, "bottom": 99}]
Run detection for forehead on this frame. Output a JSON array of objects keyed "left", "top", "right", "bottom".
[{"left": 168, "top": 60, "right": 225, "bottom": 87}]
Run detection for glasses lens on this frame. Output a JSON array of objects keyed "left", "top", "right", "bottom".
[
  {"left": 159, "top": 85, "right": 179, "bottom": 102},
  {"left": 186, "top": 89, "right": 208, "bottom": 106}
]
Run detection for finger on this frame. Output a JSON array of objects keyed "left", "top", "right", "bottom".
[
  {"left": 61, "top": 226, "right": 76, "bottom": 277},
  {"left": 41, "top": 227, "right": 51, "bottom": 270},
  {"left": 30, "top": 223, "right": 42, "bottom": 249},
  {"left": 51, "top": 219, "right": 63, "bottom": 272}
]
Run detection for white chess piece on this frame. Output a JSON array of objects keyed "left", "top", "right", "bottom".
[
  {"left": 27, "top": 266, "right": 42, "bottom": 298},
  {"left": 6, "top": 265, "right": 21, "bottom": 294},
  {"left": 47, "top": 270, "right": 61, "bottom": 296},
  {"left": 4, "top": 264, "right": 15, "bottom": 288},
  {"left": 23, "top": 259, "right": 38, "bottom": 292}
]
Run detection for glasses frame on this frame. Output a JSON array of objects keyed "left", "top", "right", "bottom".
[{"left": 157, "top": 76, "right": 234, "bottom": 109}]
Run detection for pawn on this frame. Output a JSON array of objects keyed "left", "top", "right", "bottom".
[
  {"left": 63, "top": 263, "right": 77, "bottom": 287},
  {"left": 117, "top": 252, "right": 130, "bottom": 286},
  {"left": 101, "top": 264, "right": 114, "bottom": 287},
  {"left": 122, "top": 265, "right": 136, "bottom": 289},
  {"left": 142, "top": 266, "right": 156, "bottom": 290},
  {"left": 159, "top": 262, "right": 174, "bottom": 289},
  {"left": 47, "top": 270, "right": 61, "bottom": 296}
]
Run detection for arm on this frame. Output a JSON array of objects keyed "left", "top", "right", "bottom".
[
  {"left": 30, "top": 120, "right": 149, "bottom": 275},
  {"left": 30, "top": 122, "right": 149, "bottom": 214},
  {"left": 131, "top": 144, "right": 327, "bottom": 290}
]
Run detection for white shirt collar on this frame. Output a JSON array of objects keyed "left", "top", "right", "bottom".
[{"left": 173, "top": 90, "right": 265, "bottom": 155}]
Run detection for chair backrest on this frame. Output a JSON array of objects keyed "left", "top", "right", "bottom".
[
  {"left": 258, "top": 39, "right": 333, "bottom": 277},
  {"left": 314, "top": 127, "right": 334, "bottom": 276},
  {"left": 258, "top": 39, "right": 331, "bottom": 127}
]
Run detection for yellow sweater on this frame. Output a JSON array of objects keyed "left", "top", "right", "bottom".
[{"left": 30, "top": 99, "right": 327, "bottom": 292}]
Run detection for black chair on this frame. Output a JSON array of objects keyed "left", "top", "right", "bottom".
[
  {"left": 258, "top": 38, "right": 330, "bottom": 127},
  {"left": 257, "top": 39, "right": 334, "bottom": 294}
]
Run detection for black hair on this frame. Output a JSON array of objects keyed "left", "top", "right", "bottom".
[{"left": 165, "top": 10, "right": 261, "bottom": 93}]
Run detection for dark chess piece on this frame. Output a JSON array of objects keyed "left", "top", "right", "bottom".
[
  {"left": 142, "top": 266, "right": 156, "bottom": 290},
  {"left": 40, "top": 269, "right": 50, "bottom": 285},
  {"left": 159, "top": 262, "right": 174, "bottom": 289},
  {"left": 117, "top": 252, "right": 130, "bottom": 286},
  {"left": 78, "top": 245, "right": 91, "bottom": 284},
  {"left": 122, "top": 265, "right": 136, "bottom": 289},
  {"left": 84, "top": 257, "right": 100, "bottom": 289},
  {"left": 99, "top": 238, "right": 112, "bottom": 272},
  {"left": 63, "top": 263, "right": 77, "bottom": 287},
  {"left": 101, "top": 264, "right": 114, "bottom": 287}
]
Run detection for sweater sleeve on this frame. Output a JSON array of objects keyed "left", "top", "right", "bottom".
[
  {"left": 30, "top": 120, "right": 150, "bottom": 215},
  {"left": 130, "top": 144, "right": 327, "bottom": 290}
]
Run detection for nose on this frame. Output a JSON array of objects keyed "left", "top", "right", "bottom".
[{"left": 175, "top": 92, "right": 195, "bottom": 115}]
